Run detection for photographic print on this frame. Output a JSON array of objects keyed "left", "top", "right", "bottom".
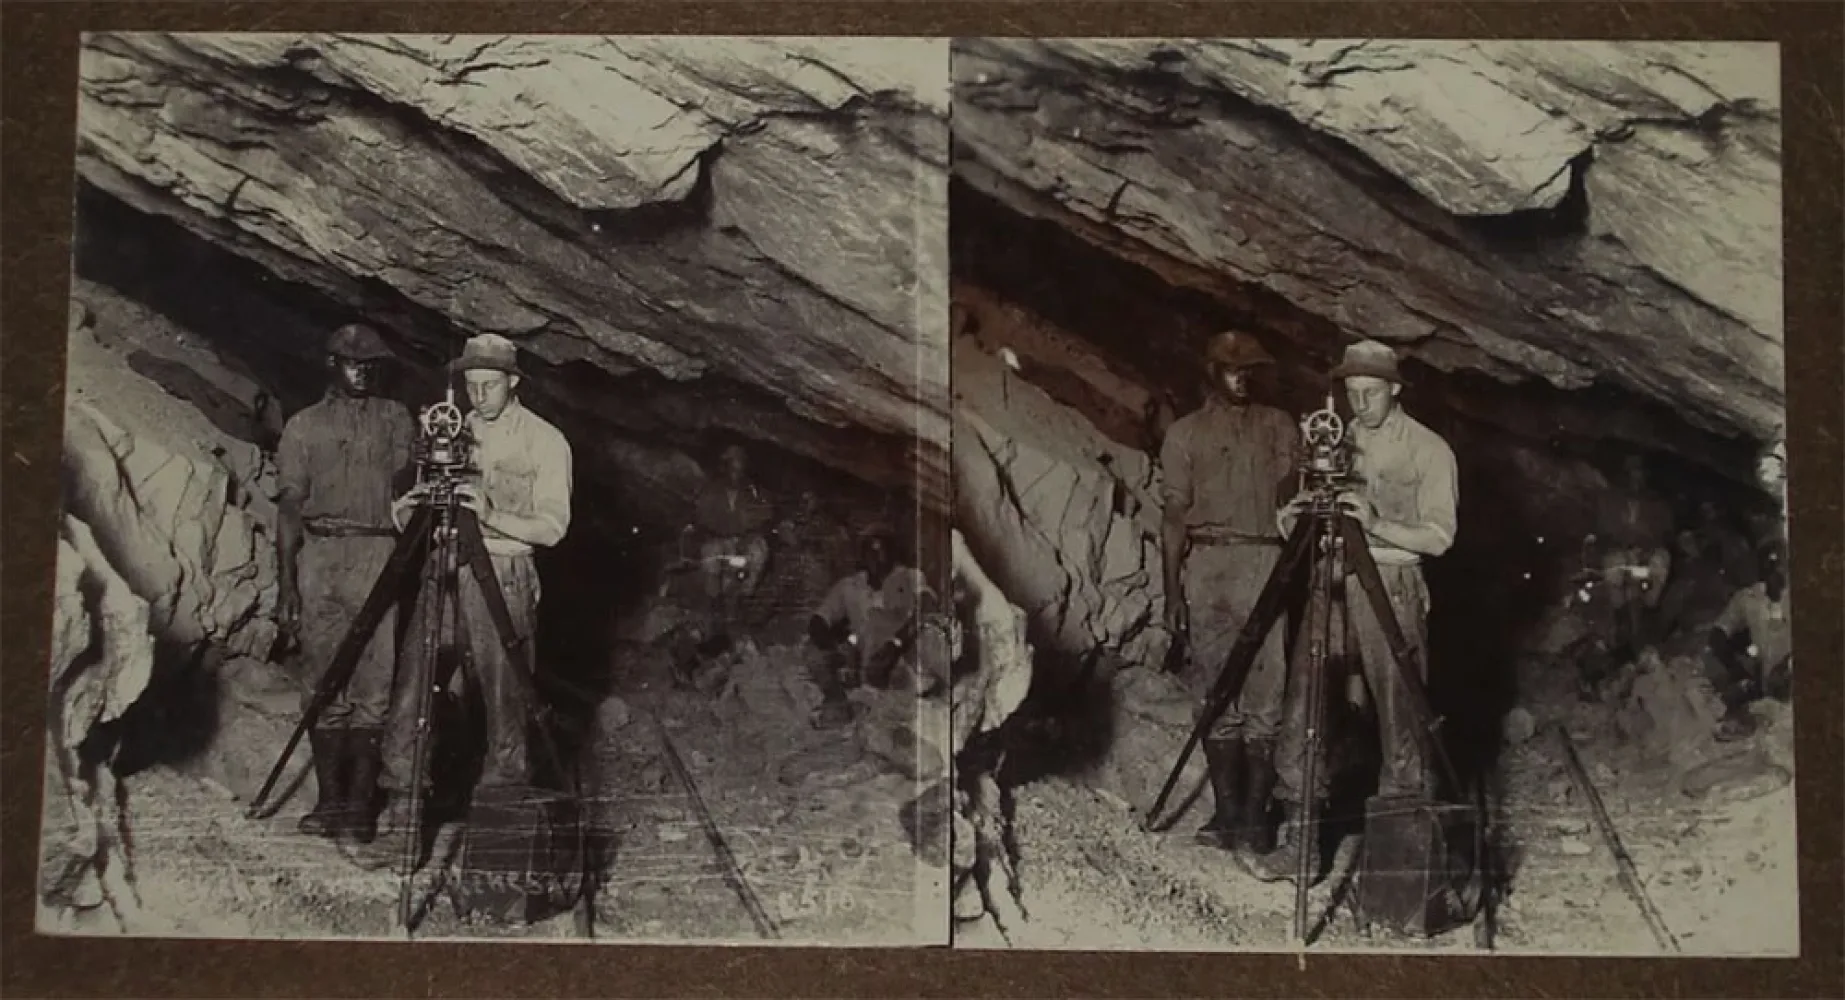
[
  {"left": 947, "top": 38, "right": 1793, "bottom": 955},
  {"left": 39, "top": 32, "right": 951, "bottom": 946}
]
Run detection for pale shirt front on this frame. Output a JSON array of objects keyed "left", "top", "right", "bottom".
[
  {"left": 466, "top": 398, "right": 574, "bottom": 557},
  {"left": 817, "top": 565, "right": 933, "bottom": 664},
  {"left": 1714, "top": 581, "right": 1791, "bottom": 670},
  {"left": 1348, "top": 407, "right": 1459, "bottom": 565},
  {"left": 1160, "top": 397, "right": 1300, "bottom": 539}
]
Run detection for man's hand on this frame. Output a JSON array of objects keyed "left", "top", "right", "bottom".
[
  {"left": 276, "top": 581, "right": 302, "bottom": 635},
  {"left": 1277, "top": 490, "right": 1315, "bottom": 536},
  {"left": 1163, "top": 595, "right": 1189, "bottom": 641},
  {"left": 455, "top": 482, "right": 494, "bottom": 525},
  {"left": 1346, "top": 673, "right": 1366, "bottom": 711},
  {"left": 391, "top": 483, "right": 431, "bottom": 528},
  {"left": 1336, "top": 491, "right": 1376, "bottom": 531}
]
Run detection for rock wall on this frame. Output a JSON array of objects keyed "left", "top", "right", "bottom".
[
  {"left": 44, "top": 280, "right": 317, "bottom": 916},
  {"left": 62, "top": 281, "right": 280, "bottom": 659},
  {"left": 39, "top": 514, "right": 157, "bottom": 932},
  {"left": 952, "top": 284, "right": 1168, "bottom": 669},
  {"left": 75, "top": 33, "right": 952, "bottom": 512}
]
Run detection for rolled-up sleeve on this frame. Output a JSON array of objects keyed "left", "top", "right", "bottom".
[
  {"left": 527, "top": 423, "right": 574, "bottom": 548},
  {"left": 390, "top": 406, "right": 419, "bottom": 496},
  {"left": 817, "top": 579, "right": 849, "bottom": 625},
  {"left": 1274, "top": 411, "right": 1302, "bottom": 501},
  {"left": 276, "top": 414, "right": 310, "bottom": 503},
  {"left": 1417, "top": 432, "right": 1460, "bottom": 555},
  {"left": 1158, "top": 422, "right": 1192, "bottom": 517}
]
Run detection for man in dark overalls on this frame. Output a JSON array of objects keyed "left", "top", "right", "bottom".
[{"left": 275, "top": 323, "right": 417, "bottom": 848}]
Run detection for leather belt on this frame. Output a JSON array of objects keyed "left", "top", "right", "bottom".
[
  {"left": 1186, "top": 528, "right": 1282, "bottom": 547},
  {"left": 303, "top": 519, "right": 396, "bottom": 539}
]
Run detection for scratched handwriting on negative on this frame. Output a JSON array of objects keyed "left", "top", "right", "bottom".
[{"left": 764, "top": 832, "right": 894, "bottom": 923}]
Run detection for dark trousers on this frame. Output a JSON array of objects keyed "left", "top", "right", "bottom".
[
  {"left": 379, "top": 550, "right": 541, "bottom": 793},
  {"left": 1276, "top": 561, "right": 1432, "bottom": 804}
]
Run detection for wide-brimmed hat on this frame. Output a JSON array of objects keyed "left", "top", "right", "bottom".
[
  {"left": 327, "top": 323, "right": 392, "bottom": 361},
  {"left": 1204, "top": 331, "right": 1275, "bottom": 371},
  {"left": 1328, "top": 339, "right": 1403, "bottom": 383},
  {"left": 449, "top": 333, "right": 521, "bottom": 375}
]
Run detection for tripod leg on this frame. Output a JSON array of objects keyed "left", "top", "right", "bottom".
[
  {"left": 354, "top": 531, "right": 455, "bottom": 876},
  {"left": 1143, "top": 519, "right": 1317, "bottom": 833},
  {"left": 248, "top": 508, "right": 434, "bottom": 820},
  {"left": 404, "top": 555, "right": 459, "bottom": 929},
  {"left": 1293, "top": 533, "right": 1337, "bottom": 941}
]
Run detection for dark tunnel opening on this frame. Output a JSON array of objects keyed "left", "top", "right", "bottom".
[
  {"left": 947, "top": 177, "right": 1780, "bottom": 807},
  {"left": 68, "top": 181, "right": 919, "bottom": 788}
]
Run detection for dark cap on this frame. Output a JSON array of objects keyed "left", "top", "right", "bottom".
[
  {"left": 328, "top": 323, "right": 392, "bottom": 361},
  {"left": 1205, "top": 331, "right": 1275, "bottom": 371}
]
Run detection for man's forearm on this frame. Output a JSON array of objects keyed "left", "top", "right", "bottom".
[
  {"left": 1369, "top": 518, "right": 1452, "bottom": 558},
  {"left": 484, "top": 510, "right": 566, "bottom": 548},
  {"left": 277, "top": 501, "right": 302, "bottom": 593},
  {"left": 1160, "top": 517, "right": 1187, "bottom": 596}
]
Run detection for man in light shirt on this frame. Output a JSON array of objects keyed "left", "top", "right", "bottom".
[
  {"left": 1252, "top": 339, "right": 1458, "bottom": 885},
  {"left": 358, "top": 333, "right": 574, "bottom": 869}
]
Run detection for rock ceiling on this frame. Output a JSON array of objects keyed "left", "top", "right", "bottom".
[
  {"left": 73, "top": 34, "right": 1785, "bottom": 514},
  {"left": 951, "top": 38, "right": 1785, "bottom": 457},
  {"left": 74, "top": 32, "right": 951, "bottom": 512}
]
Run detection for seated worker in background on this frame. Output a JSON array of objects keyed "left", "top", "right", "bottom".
[
  {"left": 673, "top": 443, "right": 777, "bottom": 684},
  {"left": 1695, "top": 499, "right": 1758, "bottom": 590},
  {"left": 694, "top": 443, "right": 777, "bottom": 626},
  {"left": 806, "top": 523, "right": 939, "bottom": 727},
  {"left": 1586, "top": 454, "right": 1676, "bottom": 652},
  {"left": 1704, "top": 533, "right": 1792, "bottom": 742},
  {"left": 1651, "top": 528, "right": 1735, "bottom": 647}
]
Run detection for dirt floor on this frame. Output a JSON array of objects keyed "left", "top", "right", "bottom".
[
  {"left": 955, "top": 660, "right": 1800, "bottom": 956},
  {"left": 44, "top": 636, "right": 946, "bottom": 947}
]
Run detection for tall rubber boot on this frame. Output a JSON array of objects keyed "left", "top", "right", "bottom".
[
  {"left": 297, "top": 728, "right": 346, "bottom": 838},
  {"left": 1243, "top": 799, "right": 1325, "bottom": 887},
  {"left": 1239, "top": 738, "right": 1279, "bottom": 856},
  {"left": 1194, "top": 736, "right": 1247, "bottom": 850},
  {"left": 340, "top": 727, "right": 385, "bottom": 846}
]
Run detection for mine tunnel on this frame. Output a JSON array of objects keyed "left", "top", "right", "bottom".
[
  {"left": 951, "top": 179, "right": 1781, "bottom": 777},
  {"left": 58, "top": 178, "right": 950, "bottom": 942}
]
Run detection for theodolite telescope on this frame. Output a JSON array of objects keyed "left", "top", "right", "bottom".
[
  {"left": 413, "top": 387, "right": 477, "bottom": 499},
  {"left": 1295, "top": 393, "right": 1358, "bottom": 519}
]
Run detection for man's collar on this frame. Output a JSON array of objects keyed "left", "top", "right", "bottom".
[
  {"left": 1358, "top": 406, "right": 1405, "bottom": 436},
  {"left": 470, "top": 397, "right": 524, "bottom": 428}
]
